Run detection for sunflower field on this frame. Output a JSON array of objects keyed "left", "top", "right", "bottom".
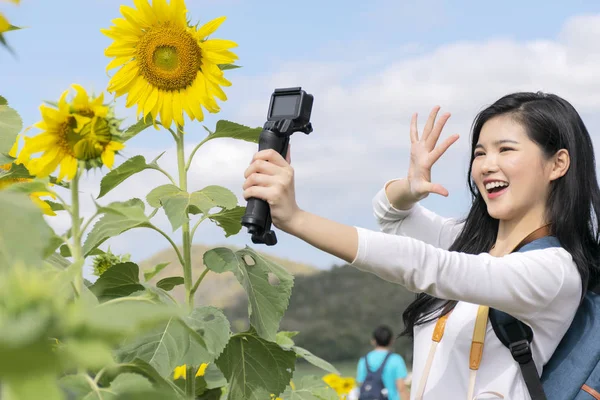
[{"left": 0, "top": 1, "right": 342, "bottom": 399}]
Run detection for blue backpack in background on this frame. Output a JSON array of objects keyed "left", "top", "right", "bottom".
[
  {"left": 489, "top": 236, "right": 600, "bottom": 400},
  {"left": 359, "top": 352, "right": 392, "bottom": 400}
]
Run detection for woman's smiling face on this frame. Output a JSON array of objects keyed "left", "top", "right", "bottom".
[{"left": 471, "top": 114, "right": 555, "bottom": 222}]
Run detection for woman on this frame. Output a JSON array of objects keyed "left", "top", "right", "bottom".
[{"left": 242, "top": 92, "right": 600, "bottom": 399}]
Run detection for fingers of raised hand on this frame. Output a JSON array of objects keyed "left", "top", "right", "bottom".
[
  {"left": 420, "top": 106, "right": 441, "bottom": 142},
  {"left": 429, "top": 133, "right": 460, "bottom": 164},
  {"left": 426, "top": 111, "right": 452, "bottom": 147},
  {"left": 410, "top": 113, "right": 419, "bottom": 143}
]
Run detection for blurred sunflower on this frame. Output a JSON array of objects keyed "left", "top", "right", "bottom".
[
  {"left": 102, "top": 0, "right": 238, "bottom": 128},
  {"left": 173, "top": 363, "right": 209, "bottom": 380},
  {"left": 16, "top": 84, "right": 125, "bottom": 182},
  {"left": 0, "top": 136, "right": 55, "bottom": 216},
  {"left": 0, "top": 0, "right": 19, "bottom": 34}
]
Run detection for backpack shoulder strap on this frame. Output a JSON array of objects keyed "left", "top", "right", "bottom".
[
  {"left": 374, "top": 351, "right": 393, "bottom": 374},
  {"left": 490, "top": 234, "right": 560, "bottom": 400}
]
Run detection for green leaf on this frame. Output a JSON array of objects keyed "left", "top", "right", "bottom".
[
  {"left": 44, "top": 252, "right": 71, "bottom": 270},
  {"left": 281, "top": 376, "right": 339, "bottom": 400},
  {"left": 83, "top": 199, "right": 150, "bottom": 256},
  {"left": 0, "top": 103, "right": 22, "bottom": 154},
  {"left": 146, "top": 184, "right": 181, "bottom": 208},
  {"left": 5, "top": 179, "right": 49, "bottom": 194},
  {"left": 197, "top": 388, "right": 223, "bottom": 400},
  {"left": 188, "top": 185, "right": 238, "bottom": 215},
  {"left": 46, "top": 200, "right": 65, "bottom": 211},
  {"left": 204, "top": 246, "right": 293, "bottom": 341},
  {"left": 61, "top": 372, "right": 179, "bottom": 400},
  {"left": 208, "top": 206, "right": 245, "bottom": 237},
  {"left": 5, "top": 374, "right": 63, "bottom": 400},
  {"left": 43, "top": 235, "right": 64, "bottom": 259},
  {"left": 7, "top": 25, "right": 22, "bottom": 32},
  {"left": 0, "top": 192, "right": 54, "bottom": 267},
  {"left": 203, "top": 363, "right": 227, "bottom": 389},
  {"left": 292, "top": 346, "right": 340, "bottom": 375},
  {"left": 156, "top": 276, "right": 184, "bottom": 291},
  {"left": 161, "top": 190, "right": 193, "bottom": 231},
  {"left": 0, "top": 152, "right": 13, "bottom": 165},
  {"left": 184, "top": 306, "right": 231, "bottom": 363},
  {"left": 117, "top": 317, "right": 211, "bottom": 378},
  {"left": 89, "top": 262, "right": 146, "bottom": 302},
  {"left": 217, "top": 64, "right": 242, "bottom": 70},
  {"left": 122, "top": 118, "right": 154, "bottom": 142},
  {"left": 0, "top": 95, "right": 7, "bottom": 106},
  {"left": 144, "top": 262, "right": 170, "bottom": 281},
  {"left": 113, "top": 358, "right": 186, "bottom": 396},
  {"left": 57, "top": 339, "right": 115, "bottom": 371},
  {"left": 0, "top": 162, "right": 32, "bottom": 181},
  {"left": 59, "top": 244, "right": 104, "bottom": 257},
  {"left": 203, "top": 247, "right": 237, "bottom": 273},
  {"left": 82, "top": 295, "right": 182, "bottom": 338},
  {"left": 206, "top": 120, "right": 262, "bottom": 144},
  {"left": 276, "top": 331, "right": 299, "bottom": 349},
  {"left": 215, "top": 329, "right": 296, "bottom": 400},
  {"left": 99, "top": 155, "right": 157, "bottom": 198}
]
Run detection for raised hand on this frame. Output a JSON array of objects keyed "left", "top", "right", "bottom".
[{"left": 406, "top": 106, "right": 459, "bottom": 202}]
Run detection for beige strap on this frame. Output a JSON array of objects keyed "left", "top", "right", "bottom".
[
  {"left": 467, "top": 305, "right": 490, "bottom": 399},
  {"left": 414, "top": 312, "right": 450, "bottom": 400}
]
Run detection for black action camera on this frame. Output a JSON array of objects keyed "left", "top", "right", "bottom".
[{"left": 241, "top": 87, "right": 314, "bottom": 245}]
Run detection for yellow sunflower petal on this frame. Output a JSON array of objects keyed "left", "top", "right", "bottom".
[
  {"left": 71, "top": 84, "right": 91, "bottom": 109},
  {"left": 0, "top": 13, "right": 9, "bottom": 34},
  {"left": 201, "top": 39, "right": 239, "bottom": 52},
  {"left": 196, "top": 363, "right": 208, "bottom": 377},
  {"left": 160, "top": 90, "right": 173, "bottom": 128},
  {"left": 196, "top": 16, "right": 227, "bottom": 39},
  {"left": 152, "top": 0, "right": 168, "bottom": 22},
  {"left": 30, "top": 195, "right": 56, "bottom": 216},
  {"left": 101, "top": 148, "right": 116, "bottom": 169},
  {"left": 172, "top": 90, "right": 184, "bottom": 127},
  {"left": 173, "top": 365, "right": 186, "bottom": 380},
  {"left": 133, "top": 0, "right": 156, "bottom": 24}
]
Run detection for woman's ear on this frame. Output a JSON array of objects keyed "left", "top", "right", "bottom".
[{"left": 549, "top": 149, "right": 570, "bottom": 181}]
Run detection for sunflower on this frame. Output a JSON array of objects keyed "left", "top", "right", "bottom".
[
  {"left": 173, "top": 363, "right": 209, "bottom": 380},
  {"left": 16, "top": 84, "right": 125, "bottom": 182},
  {"left": 102, "top": 0, "right": 238, "bottom": 128},
  {"left": 0, "top": 136, "right": 56, "bottom": 216},
  {"left": 0, "top": 0, "right": 19, "bottom": 34}
]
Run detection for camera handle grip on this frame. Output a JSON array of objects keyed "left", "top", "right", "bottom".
[{"left": 241, "top": 128, "right": 289, "bottom": 245}]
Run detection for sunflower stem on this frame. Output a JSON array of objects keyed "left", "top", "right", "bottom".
[
  {"left": 185, "top": 365, "right": 195, "bottom": 399},
  {"left": 70, "top": 163, "right": 84, "bottom": 297},
  {"left": 175, "top": 126, "right": 194, "bottom": 310}
]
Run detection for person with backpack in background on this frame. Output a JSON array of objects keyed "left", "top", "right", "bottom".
[
  {"left": 355, "top": 325, "right": 410, "bottom": 400},
  {"left": 242, "top": 91, "right": 600, "bottom": 399}
]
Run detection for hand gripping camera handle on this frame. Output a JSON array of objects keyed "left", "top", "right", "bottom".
[{"left": 242, "top": 129, "right": 289, "bottom": 244}]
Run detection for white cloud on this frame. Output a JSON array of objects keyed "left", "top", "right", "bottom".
[{"left": 47, "top": 14, "right": 600, "bottom": 275}]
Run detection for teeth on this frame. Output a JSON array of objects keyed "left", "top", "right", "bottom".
[{"left": 485, "top": 181, "right": 509, "bottom": 191}]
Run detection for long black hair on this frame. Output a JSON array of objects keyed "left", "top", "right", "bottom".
[{"left": 401, "top": 91, "right": 600, "bottom": 337}]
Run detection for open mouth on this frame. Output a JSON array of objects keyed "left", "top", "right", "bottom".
[{"left": 485, "top": 181, "right": 509, "bottom": 197}]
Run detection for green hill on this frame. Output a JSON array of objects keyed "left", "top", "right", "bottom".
[{"left": 224, "top": 264, "right": 417, "bottom": 364}]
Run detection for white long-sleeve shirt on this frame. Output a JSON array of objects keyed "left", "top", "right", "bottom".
[{"left": 350, "top": 181, "right": 582, "bottom": 399}]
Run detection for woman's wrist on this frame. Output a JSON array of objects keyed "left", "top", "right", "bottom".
[{"left": 385, "top": 178, "right": 419, "bottom": 210}]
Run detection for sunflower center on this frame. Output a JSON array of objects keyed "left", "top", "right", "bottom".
[
  {"left": 153, "top": 46, "right": 179, "bottom": 71},
  {"left": 73, "top": 117, "right": 113, "bottom": 161},
  {"left": 137, "top": 23, "right": 202, "bottom": 91}
]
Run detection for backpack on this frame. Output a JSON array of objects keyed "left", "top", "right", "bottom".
[
  {"left": 359, "top": 352, "right": 393, "bottom": 400},
  {"left": 489, "top": 236, "right": 600, "bottom": 400}
]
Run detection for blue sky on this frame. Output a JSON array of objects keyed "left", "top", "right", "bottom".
[{"left": 3, "top": 0, "right": 600, "bottom": 276}]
